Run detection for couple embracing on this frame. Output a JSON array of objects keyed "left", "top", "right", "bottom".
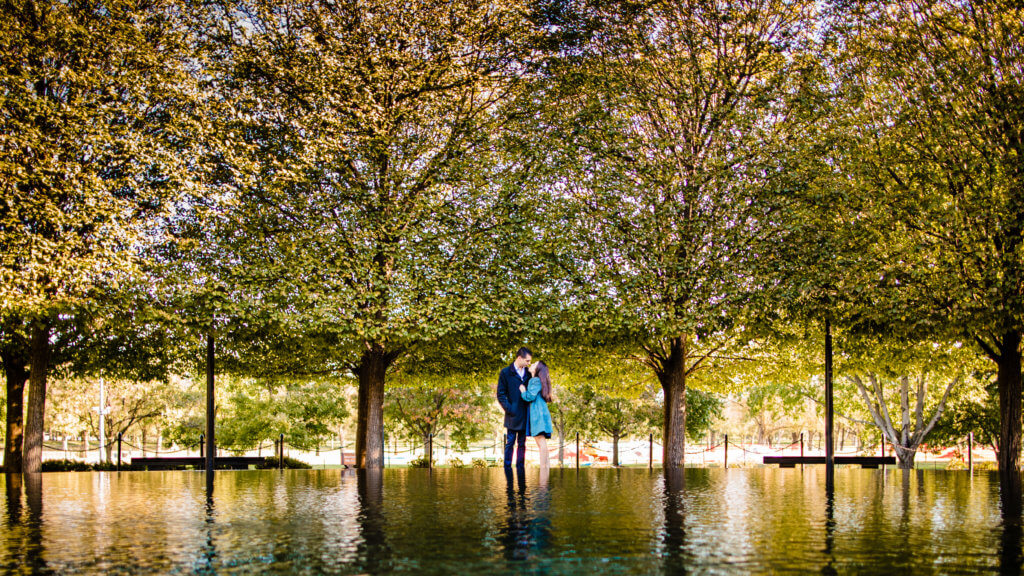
[{"left": 496, "top": 347, "right": 554, "bottom": 470}]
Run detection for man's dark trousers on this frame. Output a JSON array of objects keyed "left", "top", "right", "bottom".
[
  {"left": 496, "top": 363, "right": 531, "bottom": 468},
  {"left": 505, "top": 429, "right": 527, "bottom": 468}
]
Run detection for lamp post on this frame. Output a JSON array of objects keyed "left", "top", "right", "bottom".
[
  {"left": 206, "top": 332, "right": 215, "bottom": 474},
  {"left": 825, "top": 318, "right": 834, "bottom": 473}
]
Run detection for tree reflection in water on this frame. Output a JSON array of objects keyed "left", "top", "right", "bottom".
[
  {"left": 26, "top": 474, "right": 49, "bottom": 573},
  {"left": 821, "top": 468, "right": 836, "bottom": 576},
  {"left": 194, "top": 472, "right": 218, "bottom": 575},
  {"left": 999, "top": 470, "right": 1023, "bottom": 576},
  {"left": 356, "top": 468, "right": 391, "bottom": 573},
  {"left": 661, "top": 467, "right": 691, "bottom": 575},
  {"left": 4, "top": 473, "right": 21, "bottom": 525},
  {"left": 2, "top": 474, "right": 24, "bottom": 574}
]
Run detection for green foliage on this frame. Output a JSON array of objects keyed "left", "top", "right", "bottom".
[
  {"left": 407, "top": 456, "right": 434, "bottom": 468},
  {"left": 446, "top": 457, "right": 465, "bottom": 468},
  {"left": 930, "top": 375, "right": 999, "bottom": 450},
  {"left": 39, "top": 459, "right": 117, "bottom": 472},
  {"left": 384, "top": 374, "right": 496, "bottom": 450},
  {"left": 216, "top": 377, "right": 348, "bottom": 452},
  {"left": 176, "top": 0, "right": 545, "bottom": 367},
  {"left": 256, "top": 456, "right": 312, "bottom": 470},
  {"left": 683, "top": 389, "right": 723, "bottom": 441},
  {"left": 47, "top": 377, "right": 178, "bottom": 447},
  {"left": 41, "top": 459, "right": 93, "bottom": 472},
  {"left": 471, "top": 458, "right": 496, "bottom": 468},
  {"left": 0, "top": 0, "right": 198, "bottom": 315}
]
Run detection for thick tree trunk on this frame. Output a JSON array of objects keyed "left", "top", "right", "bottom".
[
  {"left": 612, "top": 433, "right": 620, "bottom": 467},
  {"left": 657, "top": 338, "right": 687, "bottom": 469},
  {"left": 23, "top": 321, "right": 51, "bottom": 475},
  {"left": 895, "top": 445, "right": 917, "bottom": 469},
  {"left": 2, "top": 346, "right": 29, "bottom": 473},
  {"left": 355, "top": 345, "right": 389, "bottom": 470},
  {"left": 998, "top": 330, "right": 1023, "bottom": 472}
]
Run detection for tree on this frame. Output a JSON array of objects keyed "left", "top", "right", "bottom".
[
  {"left": 930, "top": 374, "right": 999, "bottom": 453},
  {"left": 586, "top": 386, "right": 660, "bottom": 467},
  {"left": 384, "top": 374, "right": 495, "bottom": 457},
  {"left": 216, "top": 377, "right": 349, "bottom": 452},
  {"left": 543, "top": 0, "right": 819, "bottom": 468},
  {"left": 47, "top": 377, "right": 173, "bottom": 462},
  {"left": 194, "top": 0, "right": 541, "bottom": 469},
  {"left": 0, "top": 0, "right": 197, "bottom": 472},
  {"left": 830, "top": 0, "right": 1024, "bottom": 470}
]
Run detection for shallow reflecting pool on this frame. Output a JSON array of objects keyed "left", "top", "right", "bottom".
[{"left": 1, "top": 467, "right": 1020, "bottom": 574}]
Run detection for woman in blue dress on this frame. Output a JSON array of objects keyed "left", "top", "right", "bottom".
[{"left": 519, "top": 360, "right": 554, "bottom": 470}]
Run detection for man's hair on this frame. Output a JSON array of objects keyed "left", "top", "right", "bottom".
[{"left": 516, "top": 346, "right": 532, "bottom": 359}]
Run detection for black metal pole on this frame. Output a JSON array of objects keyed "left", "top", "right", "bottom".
[
  {"left": 575, "top": 432, "right": 580, "bottom": 470},
  {"left": 801, "top": 432, "right": 805, "bottom": 469},
  {"left": 117, "top": 432, "right": 122, "bottom": 471},
  {"left": 279, "top": 433, "right": 285, "bottom": 469},
  {"left": 199, "top": 433, "right": 205, "bottom": 464},
  {"left": 649, "top": 433, "right": 653, "bottom": 469},
  {"left": 206, "top": 332, "right": 215, "bottom": 474},
  {"left": 825, "top": 318, "right": 834, "bottom": 471},
  {"left": 427, "top": 433, "right": 433, "bottom": 469},
  {"left": 724, "top": 434, "right": 728, "bottom": 469}
]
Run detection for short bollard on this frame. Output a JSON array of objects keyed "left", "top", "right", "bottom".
[
  {"left": 968, "top": 432, "right": 974, "bottom": 473},
  {"left": 427, "top": 433, "right": 434, "bottom": 469},
  {"left": 649, "top": 433, "right": 653, "bottom": 469},
  {"left": 724, "top": 434, "right": 728, "bottom": 469},
  {"left": 199, "top": 434, "right": 205, "bottom": 462}
]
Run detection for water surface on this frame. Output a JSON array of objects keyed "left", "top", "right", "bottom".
[{"left": 1, "top": 467, "right": 1020, "bottom": 574}]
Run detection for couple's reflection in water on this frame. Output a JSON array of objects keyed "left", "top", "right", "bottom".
[
  {"left": 3, "top": 473, "right": 50, "bottom": 575},
  {"left": 500, "top": 466, "right": 552, "bottom": 562}
]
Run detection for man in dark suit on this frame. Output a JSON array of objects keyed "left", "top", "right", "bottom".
[{"left": 496, "top": 347, "right": 532, "bottom": 468}]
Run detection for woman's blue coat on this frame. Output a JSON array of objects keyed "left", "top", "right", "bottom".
[{"left": 522, "top": 377, "right": 554, "bottom": 437}]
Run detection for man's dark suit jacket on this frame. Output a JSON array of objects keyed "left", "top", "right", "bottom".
[{"left": 496, "top": 363, "right": 532, "bottom": 431}]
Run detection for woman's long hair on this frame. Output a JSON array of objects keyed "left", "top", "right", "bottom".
[{"left": 535, "top": 361, "right": 552, "bottom": 402}]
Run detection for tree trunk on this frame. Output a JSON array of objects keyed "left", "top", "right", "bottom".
[
  {"left": 612, "top": 432, "right": 620, "bottom": 467},
  {"left": 355, "top": 345, "right": 389, "bottom": 470},
  {"left": 2, "top": 345, "right": 29, "bottom": 473},
  {"left": 998, "top": 330, "right": 1023, "bottom": 472},
  {"left": 657, "top": 338, "right": 687, "bottom": 469},
  {"left": 105, "top": 434, "right": 117, "bottom": 464},
  {"left": 23, "top": 321, "right": 51, "bottom": 475},
  {"left": 895, "top": 445, "right": 917, "bottom": 469}
]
